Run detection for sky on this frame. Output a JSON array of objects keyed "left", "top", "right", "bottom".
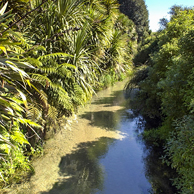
[{"left": 145, "top": 0, "right": 194, "bottom": 32}]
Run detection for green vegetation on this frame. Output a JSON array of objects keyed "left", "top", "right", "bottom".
[
  {"left": 127, "top": 6, "right": 194, "bottom": 194},
  {"left": 118, "top": 0, "right": 149, "bottom": 43},
  {"left": 0, "top": 0, "right": 137, "bottom": 188}
]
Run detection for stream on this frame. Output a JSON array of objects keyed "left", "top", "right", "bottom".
[{"left": 7, "top": 80, "right": 153, "bottom": 194}]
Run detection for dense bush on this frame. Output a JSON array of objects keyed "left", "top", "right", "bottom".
[{"left": 128, "top": 6, "right": 194, "bottom": 193}]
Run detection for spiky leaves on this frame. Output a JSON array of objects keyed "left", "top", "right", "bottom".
[{"left": 0, "top": 4, "right": 44, "bottom": 186}]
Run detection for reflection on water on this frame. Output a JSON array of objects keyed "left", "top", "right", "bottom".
[
  {"left": 5, "top": 80, "right": 169, "bottom": 194},
  {"left": 40, "top": 138, "right": 115, "bottom": 194},
  {"left": 40, "top": 110, "right": 151, "bottom": 194},
  {"left": 39, "top": 86, "right": 152, "bottom": 194},
  {"left": 143, "top": 144, "right": 178, "bottom": 194},
  {"left": 80, "top": 111, "right": 120, "bottom": 130},
  {"left": 92, "top": 90, "right": 126, "bottom": 106}
]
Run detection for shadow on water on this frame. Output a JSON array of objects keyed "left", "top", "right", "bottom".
[
  {"left": 79, "top": 89, "right": 128, "bottom": 130},
  {"left": 142, "top": 145, "right": 178, "bottom": 194},
  {"left": 92, "top": 90, "right": 126, "bottom": 107},
  {"left": 79, "top": 103, "right": 138, "bottom": 131},
  {"left": 132, "top": 116, "right": 178, "bottom": 193},
  {"left": 40, "top": 87, "right": 141, "bottom": 194},
  {"left": 40, "top": 138, "right": 115, "bottom": 194},
  {"left": 80, "top": 111, "right": 120, "bottom": 130}
]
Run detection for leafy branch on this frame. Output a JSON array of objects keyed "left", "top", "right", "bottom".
[{"left": 0, "top": 0, "right": 49, "bottom": 35}]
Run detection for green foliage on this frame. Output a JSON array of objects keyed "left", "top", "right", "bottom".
[
  {"left": 0, "top": 0, "right": 30, "bottom": 18},
  {"left": 118, "top": 0, "right": 149, "bottom": 42},
  {"left": 159, "top": 18, "right": 169, "bottom": 31},
  {"left": 163, "top": 116, "right": 194, "bottom": 194},
  {"left": 127, "top": 6, "right": 194, "bottom": 193},
  {"left": 0, "top": 3, "right": 43, "bottom": 187},
  {"left": 133, "top": 33, "right": 160, "bottom": 66}
]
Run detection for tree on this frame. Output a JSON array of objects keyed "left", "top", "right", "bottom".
[
  {"left": 159, "top": 18, "right": 169, "bottom": 30},
  {"left": 127, "top": 6, "right": 194, "bottom": 193},
  {"left": 118, "top": 0, "right": 149, "bottom": 42}
]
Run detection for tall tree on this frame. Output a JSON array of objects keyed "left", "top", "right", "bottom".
[
  {"left": 159, "top": 18, "right": 169, "bottom": 30},
  {"left": 118, "top": 0, "right": 149, "bottom": 42}
]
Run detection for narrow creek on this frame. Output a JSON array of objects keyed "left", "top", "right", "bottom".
[{"left": 8, "top": 80, "right": 152, "bottom": 194}]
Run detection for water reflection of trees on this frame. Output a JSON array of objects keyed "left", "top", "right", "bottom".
[
  {"left": 128, "top": 95, "right": 178, "bottom": 194},
  {"left": 92, "top": 90, "right": 125, "bottom": 107},
  {"left": 135, "top": 121, "right": 178, "bottom": 193},
  {"left": 80, "top": 111, "right": 120, "bottom": 130},
  {"left": 134, "top": 118, "right": 178, "bottom": 194},
  {"left": 142, "top": 143, "right": 178, "bottom": 194},
  {"left": 79, "top": 88, "right": 132, "bottom": 131},
  {"left": 41, "top": 138, "right": 115, "bottom": 194}
]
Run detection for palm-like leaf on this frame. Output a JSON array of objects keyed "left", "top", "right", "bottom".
[{"left": 57, "top": 0, "right": 86, "bottom": 27}]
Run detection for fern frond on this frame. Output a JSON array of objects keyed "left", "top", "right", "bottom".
[
  {"left": 8, "top": 29, "right": 31, "bottom": 50},
  {"left": 38, "top": 53, "right": 72, "bottom": 61},
  {"left": 27, "top": 104, "right": 42, "bottom": 122},
  {"left": 47, "top": 105, "right": 58, "bottom": 121},
  {"left": 11, "top": 130, "right": 29, "bottom": 145},
  {"left": 49, "top": 83, "right": 72, "bottom": 109},
  {"left": 72, "top": 84, "right": 87, "bottom": 105},
  {"left": 27, "top": 57, "right": 43, "bottom": 67},
  {"left": 56, "top": 66, "right": 72, "bottom": 78},
  {"left": 32, "top": 74, "right": 52, "bottom": 87},
  {"left": 37, "top": 89, "right": 48, "bottom": 107},
  {"left": 17, "top": 118, "right": 43, "bottom": 129},
  {"left": 38, "top": 67, "right": 58, "bottom": 74},
  {"left": 58, "top": 63, "right": 76, "bottom": 70}
]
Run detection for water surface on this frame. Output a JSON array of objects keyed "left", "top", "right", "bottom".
[{"left": 7, "top": 80, "right": 151, "bottom": 194}]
